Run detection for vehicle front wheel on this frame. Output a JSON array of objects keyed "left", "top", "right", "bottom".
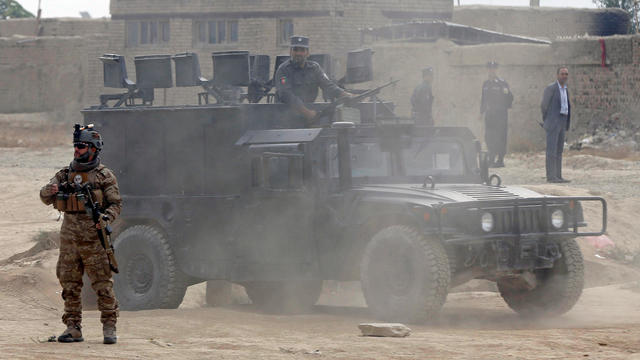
[
  {"left": 113, "top": 225, "right": 187, "bottom": 310},
  {"left": 497, "top": 238, "right": 584, "bottom": 317},
  {"left": 360, "top": 225, "right": 450, "bottom": 323}
]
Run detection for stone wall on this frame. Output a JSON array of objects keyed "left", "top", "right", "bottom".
[
  {"left": 369, "top": 35, "right": 640, "bottom": 151},
  {"left": 452, "top": 5, "right": 630, "bottom": 40}
]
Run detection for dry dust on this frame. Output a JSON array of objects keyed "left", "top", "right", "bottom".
[{"left": 1, "top": 143, "right": 640, "bottom": 359}]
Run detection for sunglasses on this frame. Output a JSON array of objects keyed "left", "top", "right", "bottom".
[{"left": 74, "top": 143, "right": 89, "bottom": 149}]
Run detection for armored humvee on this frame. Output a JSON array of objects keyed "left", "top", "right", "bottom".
[{"left": 83, "top": 50, "right": 606, "bottom": 322}]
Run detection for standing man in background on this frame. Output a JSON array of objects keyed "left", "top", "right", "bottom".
[
  {"left": 541, "top": 66, "right": 571, "bottom": 183},
  {"left": 411, "top": 67, "right": 434, "bottom": 126},
  {"left": 480, "top": 61, "right": 513, "bottom": 167}
]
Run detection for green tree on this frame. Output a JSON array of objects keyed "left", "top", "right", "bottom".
[
  {"left": 593, "top": 0, "right": 639, "bottom": 33},
  {"left": 0, "top": 0, "right": 35, "bottom": 19}
]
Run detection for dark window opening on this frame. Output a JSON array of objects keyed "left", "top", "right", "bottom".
[
  {"left": 126, "top": 20, "right": 170, "bottom": 47},
  {"left": 194, "top": 20, "right": 238, "bottom": 44},
  {"left": 229, "top": 21, "right": 238, "bottom": 42},
  {"left": 278, "top": 19, "right": 293, "bottom": 46}
]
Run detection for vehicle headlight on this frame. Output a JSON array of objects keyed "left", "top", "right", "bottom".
[
  {"left": 551, "top": 209, "right": 564, "bottom": 229},
  {"left": 481, "top": 212, "right": 494, "bottom": 232}
]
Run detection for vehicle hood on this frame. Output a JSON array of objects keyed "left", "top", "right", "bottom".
[{"left": 351, "top": 183, "right": 545, "bottom": 205}]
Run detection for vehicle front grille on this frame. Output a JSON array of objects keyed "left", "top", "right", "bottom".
[{"left": 494, "top": 206, "right": 544, "bottom": 234}]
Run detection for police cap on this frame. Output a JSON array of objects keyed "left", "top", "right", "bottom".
[
  {"left": 290, "top": 35, "right": 310, "bottom": 49},
  {"left": 422, "top": 67, "right": 433, "bottom": 76}
]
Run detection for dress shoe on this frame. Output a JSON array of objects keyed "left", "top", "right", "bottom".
[{"left": 556, "top": 178, "right": 571, "bottom": 183}]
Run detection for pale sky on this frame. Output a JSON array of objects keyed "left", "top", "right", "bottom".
[{"left": 17, "top": 0, "right": 597, "bottom": 19}]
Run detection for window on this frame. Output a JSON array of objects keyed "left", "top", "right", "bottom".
[
  {"left": 193, "top": 20, "right": 239, "bottom": 45},
  {"left": 278, "top": 19, "right": 294, "bottom": 46},
  {"left": 328, "top": 142, "right": 391, "bottom": 178},
  {"left": 126, "top": 20, "right": 170, "bottom": 47}
]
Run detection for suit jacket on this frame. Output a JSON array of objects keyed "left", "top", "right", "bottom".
[{"left": 540, "top": 81, "right": 571, "bottom": 131}]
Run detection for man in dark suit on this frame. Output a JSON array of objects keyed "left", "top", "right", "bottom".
[{"left": 540, "top": 66, "right": 571, "bottom": 183}]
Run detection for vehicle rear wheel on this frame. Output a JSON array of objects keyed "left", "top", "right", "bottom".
[
  {"left": 243, "top": 280, "right": 323, "bottom": 313},
  {"left": 113, "top": 225, "right": 187, "bottom": 310},
  {"left": 360, "top": 225, "right": 450, "bottom": 323},
  {"left": 497, "top": 238, "right": 584, "bottom": 317}
]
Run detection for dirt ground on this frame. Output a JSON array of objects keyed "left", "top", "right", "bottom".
[{"left": 2, "top": 141, "right": 640, "bottom": 359}]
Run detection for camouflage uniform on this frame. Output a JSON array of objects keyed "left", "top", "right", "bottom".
[{"left": 40, "top": 164, "right": 122, "bottom": 329}]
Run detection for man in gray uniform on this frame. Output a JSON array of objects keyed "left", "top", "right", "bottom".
[
  {"left": 540, "top": 66, "right": 571, "bottom": 183},
  {"left": 275, "top": 35, "right": 351, "bottom": 124},
  {"left": 411, "top": 67, "right": 434, "bottom": 126}
]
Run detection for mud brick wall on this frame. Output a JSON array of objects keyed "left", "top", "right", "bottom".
[
  {"left": 0, "top": 36, "right": 86, "bottom": 116},
  {"left": 0, "top": 18, "right": 111, "bottom": 37}
]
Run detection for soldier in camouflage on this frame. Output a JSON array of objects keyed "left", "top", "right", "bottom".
[{"left": 40, "top": 124, "right": 122, "bottom": 344}]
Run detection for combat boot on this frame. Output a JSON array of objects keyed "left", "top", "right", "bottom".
[
  {"left": 57, "top": 323, "right": 83, "bottom": 343},
  {"left": 103, "top": 323, "right": 117, "bottom": 344}
]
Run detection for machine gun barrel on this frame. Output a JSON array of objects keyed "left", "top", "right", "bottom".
[{"left": 311, "top": 79, "right": 399, "bottom": 125}]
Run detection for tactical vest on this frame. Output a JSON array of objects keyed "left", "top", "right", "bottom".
[{"left": 54, "top": 168, "right": 105, "bottom": 213}]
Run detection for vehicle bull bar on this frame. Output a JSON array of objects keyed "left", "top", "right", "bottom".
[{"left": 435, "top": 196, "right": 607, "bottom": 243}]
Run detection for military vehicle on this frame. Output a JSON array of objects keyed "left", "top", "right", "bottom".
[{"left": 82, "top": 49, "right": 606, "bottom": 322}]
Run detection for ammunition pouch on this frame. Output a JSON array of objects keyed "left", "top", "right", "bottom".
[{"left": 54, "top": 189, "right": 104, "bottom": 213}]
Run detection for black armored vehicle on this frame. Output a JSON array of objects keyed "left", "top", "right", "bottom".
[{"left": 84, "top": 50, "right": 606, "bottom": 322}]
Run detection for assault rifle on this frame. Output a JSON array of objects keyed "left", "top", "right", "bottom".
[
  {"left": 78, "top": 184, "right": 119, "bottom": 273},
  {"left": 309, "top": 79, "right": 399, "bottom": 125}
]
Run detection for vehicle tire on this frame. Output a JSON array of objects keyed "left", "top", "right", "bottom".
[
  {"left": 497, "top": 238, "right": 584, "bottom": 317},
  {"left": 360, "top": 225, "right": 450, "bottom": 323},
  {"left": 113, "top": 225, "right": 187, "bottom": 310},
  {"left": 243, "top": 280, "right": 323, "bottom": 313},
  {"left": 205, "top": 280, "right": 232, "bottom": 307}
]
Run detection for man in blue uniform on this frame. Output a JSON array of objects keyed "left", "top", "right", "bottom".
[
  {"left": 275, "top": 36, "right": 351, "bottom": 124},
  {"left": 480, "top": 61, "right": 513, "bottom": 168}
]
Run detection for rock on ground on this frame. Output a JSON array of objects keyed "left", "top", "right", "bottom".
[{"left": 358, "top": 323, "right": 412, "bottom": 337}]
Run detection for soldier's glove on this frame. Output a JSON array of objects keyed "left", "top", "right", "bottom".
[{"left": 42, "top": 183, "right": 59, "bottom": 197}]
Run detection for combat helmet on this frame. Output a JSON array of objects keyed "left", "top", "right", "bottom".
[{"left": 73, "top": 124, "right": 103, "bottom": 151}]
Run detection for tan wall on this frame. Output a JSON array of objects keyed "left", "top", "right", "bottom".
[
  {"left": 0, "top": 18, "right": 110, "bottom": 37},
  {"left": 0, "top": 36, "right": 86, "bottom": 116},
  {"left": 452, "top": 6, "right": 630, "bottom": 40}
]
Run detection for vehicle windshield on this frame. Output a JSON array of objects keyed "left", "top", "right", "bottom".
[
  {"left": 328, "top": 138, "right": 466, "bottom": 179},
  {"left": 403, "top": 138, "right": 465, "bottom": 177},
  {"left": 328, "top": 142, "right": 390, "bottom": 178}
]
